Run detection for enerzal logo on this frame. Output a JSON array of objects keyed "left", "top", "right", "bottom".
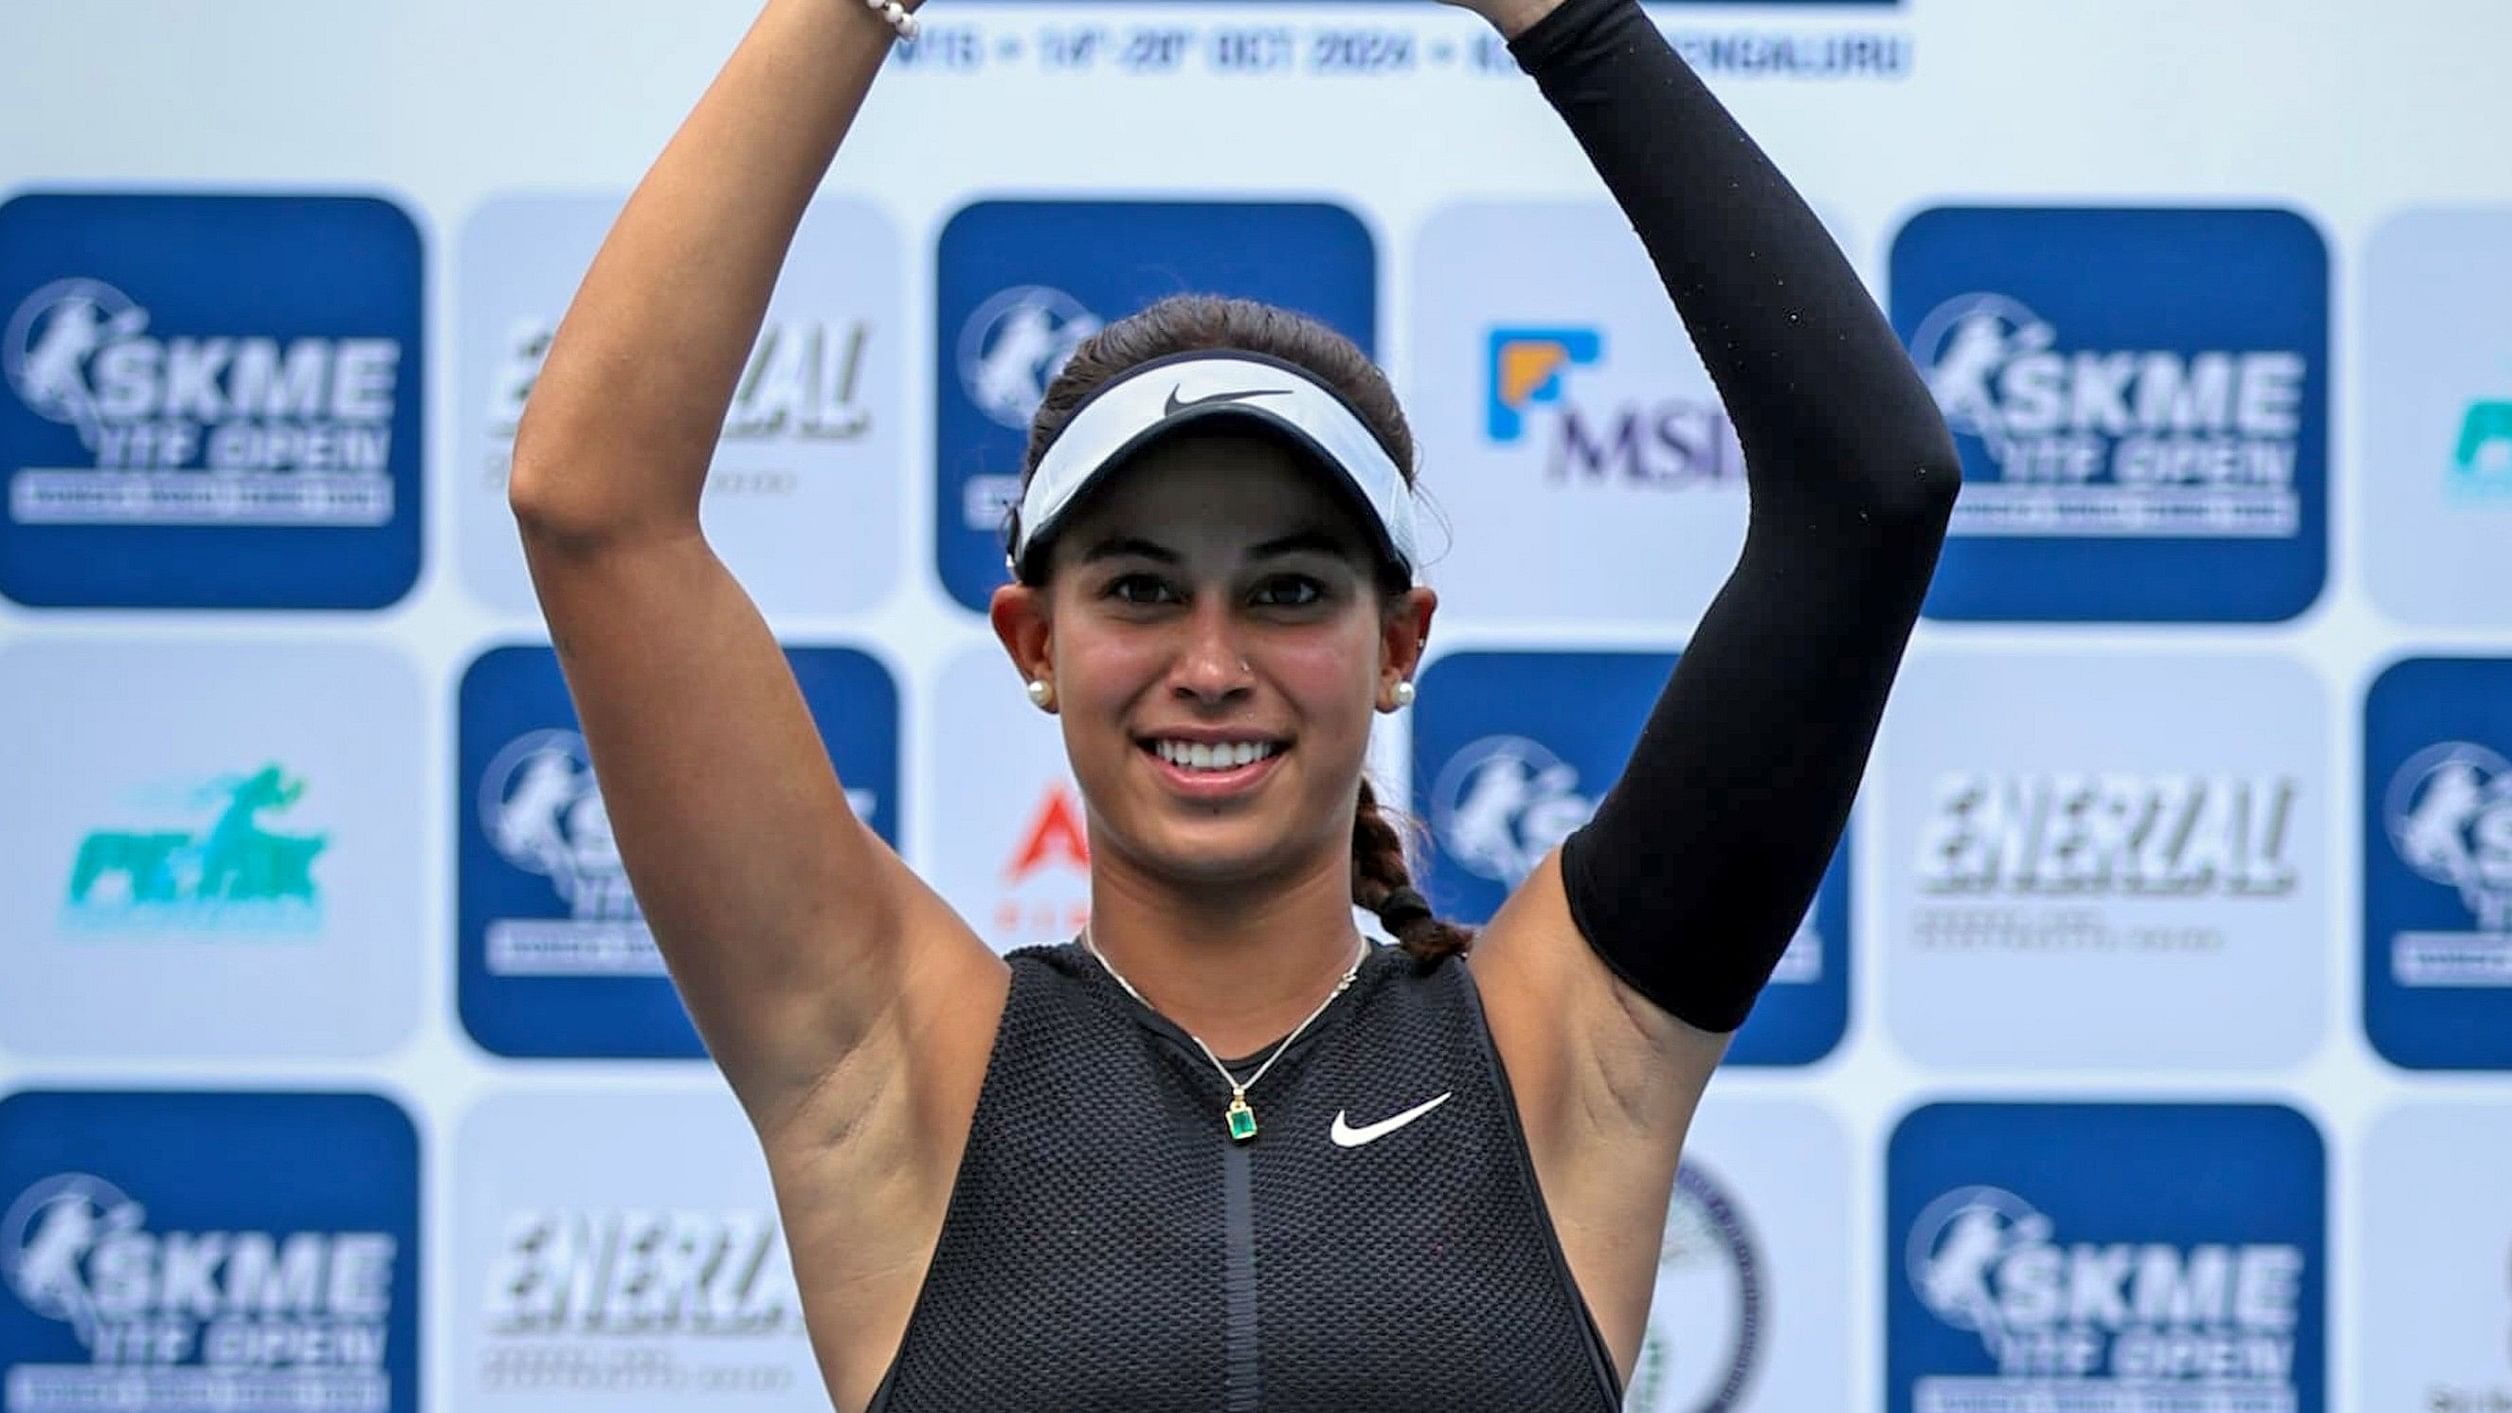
[
  {"left": 1912, "top": 291, "right": 2305, "bottom": 538},
  {"left": 1628, "top": 1162, "right": 1765, "bottom": 1413},
  {"left": 487, "top": 315, "right": 872, "bottom": 446},
  {"left": 3, "top": 277, "right": 397, "bottom": 527},
  {"left": 1919, "top": 772, "right": 2300, "bottom": 896},
  {"left": 952, "top": 285, "right": 1101, "bottom": 537},
  {"left": 2448, "top": 388, "right": 2512, "bottom": 503},
  {"left": 1428, "top": 735, "right": 1597, "bottom": 888},
  {"left": 1484, "top": 326, "right": 1743, "bottom": 487},
  {"left": 478, "top": 1208, "right": 799, "bottom": 1392},
  {"left": 62, "top": 765, "right": 326, "bottom": 934},
  {"left": 1906, "top": 1187, "right": 2304, "bottom": 1407},
  {"left": 2382, "top": 741, "right": 2512, "bottom": 986},
  {"left": 3, "top": 1172, "right": 398, "bottom": 1412}
]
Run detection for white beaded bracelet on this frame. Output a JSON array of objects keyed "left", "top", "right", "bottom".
[{"left": 861, "top": 0, "right": 919, "bottom": 42}]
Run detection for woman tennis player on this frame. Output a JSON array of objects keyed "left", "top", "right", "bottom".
[{"left": 509, "top": 0, "right": 1957, "bottom": 1404}]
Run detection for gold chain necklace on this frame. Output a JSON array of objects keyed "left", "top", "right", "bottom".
[{"left": 1080, "top": 926, "right": 1369, "bottom": 1143}]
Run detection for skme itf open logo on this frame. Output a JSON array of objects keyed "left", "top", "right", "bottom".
[
  {"left": 1412, "top": 650, "right": 1846, "bottom": 1064},
  {"left": 1890, "top": 1103, "right": 2325, "bottom": 1413},
  {"left": 1892, "top": 207, "right": 2328, "bottom": 622},
  {"left": 457, "top": 645, "right": 899, "bottom": 1058},
  {"left": 0, "top": 1091, "right": 421, "bottom": 1413},
  {"left": 0, "top": 194, "right": 423, "bottom": 608},
  {"left": 2365, "top": 657, "right": 2512, "bottom": 1068}
]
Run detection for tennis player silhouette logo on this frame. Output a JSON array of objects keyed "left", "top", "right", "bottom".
[
  {"left": 2, "top": 1173, "right": 136, "bottom": 1348},
  {"left": 1903, "top": 1185, "right": 2048, "bottom": 1361},
  {"left": 1428, "top": 734, "right": 1596, "bottom": 886},
  {"left": 480, "top": 728, "right": 635, "bottom": 923},
  {"left": 1905, "top": 292, "right": 2052, "bottom": 469},
  {"left": 2385, "top": 741, "right": 2512, "bottom": 932},
  {"left": 957, "top": 284, "right": 1101, "bottom": 429},
  {"left": 4, "top": 278, "right": 149, "bottom": 450}
]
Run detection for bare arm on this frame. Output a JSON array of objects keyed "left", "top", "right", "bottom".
[{"left": 508, "top": 0, "right": 1002, "bottom": 1140}]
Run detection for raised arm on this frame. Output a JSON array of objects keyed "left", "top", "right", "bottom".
[
  {"left": 1464, "top": 0, "right": 1958, "bottom": 1369},
  {"left": 1506, "top": 0, "right": 1960, "bottom": 1038},
  {"left": 507, "top": 0, "right": 1000, "bottom": 1141}
]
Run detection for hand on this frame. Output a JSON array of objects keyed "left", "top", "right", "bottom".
[{"left": 1435, "top": 0, "right": 1566, "bottom": 41}]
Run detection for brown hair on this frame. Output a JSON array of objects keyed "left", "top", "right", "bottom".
[{"left": 1012, "top": 293, "right": 1474, "bottom": 963}]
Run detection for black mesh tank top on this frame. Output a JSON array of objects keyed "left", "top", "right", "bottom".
[{"left": 866, "top": 940, "right": 1623, "bottom": 1412}]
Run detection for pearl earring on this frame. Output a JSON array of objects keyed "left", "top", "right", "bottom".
[
  {"left": 1391, "top": 680, "right": 1416, "bottom": 710},
  {"left": 1026, "top": 679, "right": 1054, "bottom": 710}
]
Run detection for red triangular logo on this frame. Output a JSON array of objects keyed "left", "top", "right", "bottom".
[{"left": 1006, "top": 784, "right": 1090, "bottom": 881}]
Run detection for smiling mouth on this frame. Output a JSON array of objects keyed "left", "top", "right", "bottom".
[{"left": 1142, "top": 738, "right": 1285, "bottom": 773}]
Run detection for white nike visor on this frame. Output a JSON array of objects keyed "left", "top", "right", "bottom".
[{"left": 1008, "top": 351, "right": 1422, "bottom": 584}]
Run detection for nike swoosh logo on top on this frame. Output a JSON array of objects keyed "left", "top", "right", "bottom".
[
  {"left": 1165, "top": 384, "right": 1292, "bottom": 418},
  {"left": 1330, "top": 1092, "right": 1454, "bottom": 1148}
]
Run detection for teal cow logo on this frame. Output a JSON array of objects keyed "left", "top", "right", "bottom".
[{"left": 64, "top": 765, "right": 328, "bottom": 931}]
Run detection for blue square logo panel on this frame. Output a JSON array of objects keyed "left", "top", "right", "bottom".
[
  {"left": 456, "top": 645, "right": 900, "bottom": 1059},
  {"left": 2364, "top": 657, "right": 2512, "bottom": 1069},
  {"left": 1888, "top": 1102, "right": 2326, "bottom": 1413},
  {"left": 1410, "top": 649, "right": 1849, "bottom": 1065},
  {"left": 1891, "top": 206, "right": 2329, "bottom": 622},
  {"left": 0, "top": 193, "right": 424, "bottom": 608},
  {"left": 0, "top": 1089, "right": 422, "bottom": 1412}
]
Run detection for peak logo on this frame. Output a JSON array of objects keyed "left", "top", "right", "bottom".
[
  {"left": 63, "top": 765, "right": 328, "bottom": 935},
  {"left": 2366, "top": 659, "right": 2512, "bottom": 1067},
  {"left": 0, "top": 1091, "right": 420, "bottom": 1413},
  {"left": 1481, "top": 324, "right": 1743, "bottom": 488},
  {"left": 1892, "top": 207, "right": 2327, "bottom": 622},
  {"left": 1889, "top": 1103, "right": 2324, "bottom": 1413},
  {"left": 0, "top": 194, "right": 423, "bottom": 608}
]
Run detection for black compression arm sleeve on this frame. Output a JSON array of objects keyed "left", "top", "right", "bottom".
[{"left": 1510, "top": 0, "right": 1961, "bottom": 1033}]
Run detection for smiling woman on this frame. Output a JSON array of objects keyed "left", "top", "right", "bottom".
[{"left": 503, "top": 0, "right": 1955, "bottom": 1404}]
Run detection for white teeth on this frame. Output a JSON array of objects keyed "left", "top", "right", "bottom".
[{"left": 1155, "top": 740, "right": 1276, "bottom": 772}]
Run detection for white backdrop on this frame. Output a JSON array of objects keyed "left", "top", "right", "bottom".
[{"left": 4, "top": 2, "right": 2511, "bottom": 1410}]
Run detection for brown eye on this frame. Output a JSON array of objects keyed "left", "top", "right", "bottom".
[
  {"left": 1253, "top": 576, "right": 1325, "bottom": 608},
  {"left": 1107, "top": 573, "right": 1179, "bottom": 606}
]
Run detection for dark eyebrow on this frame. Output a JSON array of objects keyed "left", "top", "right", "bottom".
[
  {"left": 1247, "top": 529, "right": 1356, "bottom": 561},
  {"left": 1077, "top": 528, "right": 1357, "bottom": 566},
  {"left": 1078, "top": 536, "right": 1179, "bottom": 565}
]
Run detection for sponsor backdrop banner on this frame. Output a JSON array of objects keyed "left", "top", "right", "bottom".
[{"left": 4, "top": 0, "right": 2508, "bottom": 1408}]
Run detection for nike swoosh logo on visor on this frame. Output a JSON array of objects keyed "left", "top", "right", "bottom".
[
  {"left": 1329, "top": 1091, "right": 1454, "bottom": 1148},
  {"left": 1164, "top": 384, "right": 1293, "bottom": 418}
]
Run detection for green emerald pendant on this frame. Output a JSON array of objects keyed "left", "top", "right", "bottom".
[{"left": 1225, "top": 1094, "right": 1257, "bottom": 1142}]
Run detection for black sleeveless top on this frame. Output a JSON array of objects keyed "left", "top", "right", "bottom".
[{"left": 866, "top": 941, "right": 1623, "bottom": 1412}]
